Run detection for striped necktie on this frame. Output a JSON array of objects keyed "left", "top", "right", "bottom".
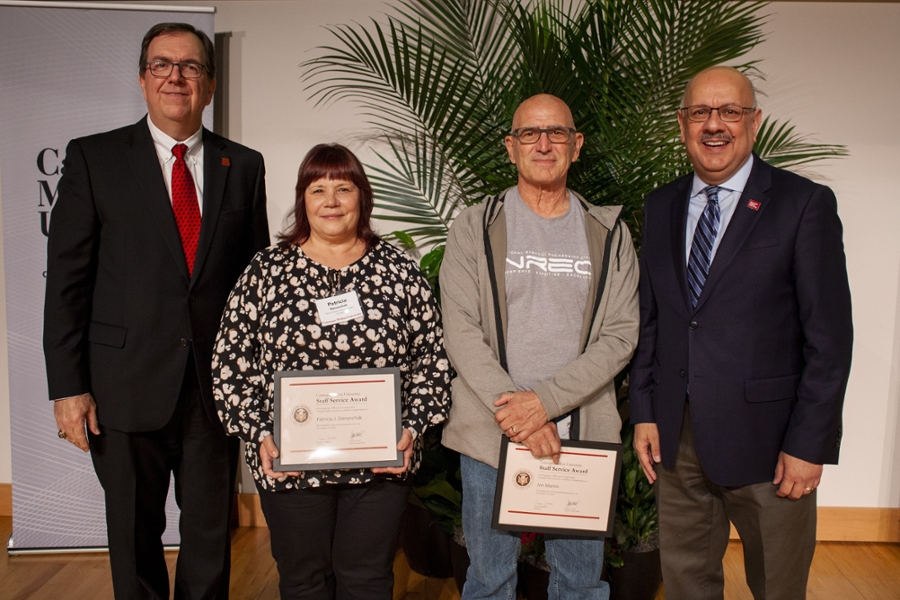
[{"left": 687, "top": 185, "right": 722, "bottom": 307}]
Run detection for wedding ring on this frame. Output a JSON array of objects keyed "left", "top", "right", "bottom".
[
  {"left": 804, "top": 486, "right": 813, "bottom": 492},
  {"left": 57, "top": 430, "right": 67, "bottom": 439},
  {"left": 511, "top": 425, "right": 517, "bottom": 434}
]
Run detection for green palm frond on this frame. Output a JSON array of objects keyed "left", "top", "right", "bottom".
[
  {"left": 302, "top": 0, "right": 847, "bottom": 250},
  {"left": 755, "top": 116, "right": 849, "bottom": 171},
  {"left": 366, "top": 132, "right": 462, "bottom": 247}
]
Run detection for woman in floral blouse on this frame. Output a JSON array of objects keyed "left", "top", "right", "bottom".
[{"left": 213, "top": 144, "right": 451, "bottom": 600}]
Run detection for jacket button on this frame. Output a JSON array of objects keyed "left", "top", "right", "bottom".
[
  {"left": 679, "top": 370, "right": 685, "bottom": 378},
  {"left": 689, "top": 321, "right": 698, "bottom": 330},
  {"left": 180, "top": 338, "right": 189, "bottom": 347},
  {"left": 188, "top": 294, "right": 195, "bottom": 302}
]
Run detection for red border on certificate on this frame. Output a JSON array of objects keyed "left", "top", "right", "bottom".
[{"left": 491, "top": 438, "right": 622, "bottom": 537}]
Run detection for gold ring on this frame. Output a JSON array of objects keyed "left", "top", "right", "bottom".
[
  {"left": 511, "top": 425, "right": 517, "bottom": 434},
  {"left": 57, "top": 430, "right": 67, "bottom": 439},
  {"left": 805, "top": 486, "right": 813, "bottom": 492}
]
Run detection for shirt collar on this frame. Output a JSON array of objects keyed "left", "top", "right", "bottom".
[
  {"left": 146, "top": 115, "right": 203, "bottom": 162},
  {"left": 690, "top": 154, "right": 754, "bottom": 197}
]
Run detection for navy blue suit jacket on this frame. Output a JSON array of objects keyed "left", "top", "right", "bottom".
[
  {"left": 629, "top": 156, "right": 852, "bottom": 486},
  {"left": 43, "top": 117, "right": 269, "bottom": 432}
]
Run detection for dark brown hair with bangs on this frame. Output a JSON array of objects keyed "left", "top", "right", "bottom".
[{"left": 278, "top": 144, "right": 379, "bottom": 249}]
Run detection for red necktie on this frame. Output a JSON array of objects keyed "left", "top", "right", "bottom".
[{"left": 171, "top": 143, "right": 201, "bottom": 275}]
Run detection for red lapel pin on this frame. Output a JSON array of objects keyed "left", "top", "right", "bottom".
[
  {"left": 747, "top": 199, "right": 761, "bottom": 211},
  {"left": 221, "top": 157, "right": 231, "bottom": 167}
]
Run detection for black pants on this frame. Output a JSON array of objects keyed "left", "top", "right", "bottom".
[
  {"left": 89, "top": 364, "right": 239, "bottom": 600},
  {"left": 257, "top": 480, "right": 410, "bottom": 600}
]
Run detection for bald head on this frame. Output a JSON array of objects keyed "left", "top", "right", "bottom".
[
  {"left": 681, "top": 66, "right": 757, "bottom": 109},
  {"left": 505, "top": 93, "right": 583, "bottom": 197},
  {"left": 511, "top": 94, "right": 577, "bottom": 130},
  {"left": 677, "top": 65, "right": 762, "bottom": 185}
]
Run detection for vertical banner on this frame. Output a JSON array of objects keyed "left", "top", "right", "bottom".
[{"left": 0, "top": 1, "right": 214, "bottom": 551}]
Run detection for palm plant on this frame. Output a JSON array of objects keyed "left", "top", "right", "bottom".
[
  {"left": 301, "top": 0, "right": 847, "bottom": 569},
  {"left": 301, "top": 0, "right": 846, "bottom": 254}
]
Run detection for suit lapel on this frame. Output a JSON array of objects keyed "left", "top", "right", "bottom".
[
  {"left": 191, "top": 129, "right": 228, "bottom": 287},
  {"left": 667, "top": 176, "right": 693, "bottom": 310},
  {"left": 693, "top": 157, "right": 772, "bottom": 312},
  {"left": 126, "top": 118, "right": 191, "bottom": 283}
]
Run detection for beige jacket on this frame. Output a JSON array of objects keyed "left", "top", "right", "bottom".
[{"left": 440, "top": 189, "right": 640, "bottom": 468}]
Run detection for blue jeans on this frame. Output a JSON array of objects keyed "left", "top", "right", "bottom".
[{"left": 460, "top": 455, "right": 610, "bottom": 600}]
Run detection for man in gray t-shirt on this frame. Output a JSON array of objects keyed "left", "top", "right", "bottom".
[
  {"left": 505, "top": 186, "right": 590, "bottom": 438},
  {"left": 440, "top": 94, "right": 640, "bottom": 600}
]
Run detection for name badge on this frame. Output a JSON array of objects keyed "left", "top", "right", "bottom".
[{"left": 314, "top": 291, "right": 364, "bottom": 326}]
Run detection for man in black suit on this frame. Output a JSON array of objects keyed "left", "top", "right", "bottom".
[
  {"left": 44, "top": 23, "right": 269, "bottom": 600},
  {"left": 630, "top": 66, "right": 852, "bottom": 599}
]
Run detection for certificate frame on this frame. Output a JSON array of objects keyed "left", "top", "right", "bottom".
[
  {"left": 273, "top": 367, "right": 403, "bottom": 471},
  {"left": 491, "top": 437, "right": 622, "bottom": 537}
]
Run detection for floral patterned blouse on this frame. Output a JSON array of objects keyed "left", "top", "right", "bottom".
[{"left": 213, "top": 240, "right": 452, "bottom": 492}]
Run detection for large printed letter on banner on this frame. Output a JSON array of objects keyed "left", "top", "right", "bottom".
[{"left": 0, "top": 1, "right": 214, "bottom": 551}]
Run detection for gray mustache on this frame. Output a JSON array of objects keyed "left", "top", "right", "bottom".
[{"left": 700, "top": 133, "right": 732, "bottom": 142}]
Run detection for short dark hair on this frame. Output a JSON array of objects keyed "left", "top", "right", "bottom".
[
  {"left": 139, "top": 23, "right": 216, "bottom": 79},
  {"left": 279, "top": 144, "right": 379, "bottom": 250}
]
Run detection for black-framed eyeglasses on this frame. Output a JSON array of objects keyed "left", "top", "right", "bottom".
[
  {"left": 144, "top": 60, "right": 207, "bottom": 80},
  {"left": 680, "top": 104, "right": 756, "bottom": 123},
  {"left": 510, "top": 127, "right": 577, "bottom": 144}
]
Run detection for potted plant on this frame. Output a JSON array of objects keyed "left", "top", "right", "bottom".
[
  {"left": 603, "top": 390, "right": 662, "bottom": 600},
  {"left": 399, "top": 426, "right": 468, "bottom": 589}
]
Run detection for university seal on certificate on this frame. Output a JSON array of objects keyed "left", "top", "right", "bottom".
[
  {"left": 273, "top": 367, "right": 403, "bottom": 471},
  {"left": 491, "top": 438, "right": 622, "bottom": 537},
  {"left": 291, "top": 405, "right": 311, "bottom": 425}
]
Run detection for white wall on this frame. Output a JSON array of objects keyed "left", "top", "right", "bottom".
[{"left": 1, "top": 1, "right": 897, "bottom": 509}]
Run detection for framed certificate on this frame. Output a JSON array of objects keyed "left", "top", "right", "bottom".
[
  {"left": 491, "top": 438, "right": 622, "bottom": 537},
  {"left": 273, "top": 367, "right": 403, "bottom": 471}
]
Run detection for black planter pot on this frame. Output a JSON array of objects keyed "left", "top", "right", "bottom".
[
  {"left": 399, "top": 502, "right": 454, "bottom": 578},
  {"left": 450, "top": 538, "right": 470, "bottom": 593},
  {"left": 518, "top": 561, "right": 550, "bottom": 600},
  {"left": 605, "top": 548, "right": 662, "bottom": 600}
]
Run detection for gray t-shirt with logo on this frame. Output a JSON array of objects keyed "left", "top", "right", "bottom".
[{"left": 504, "top": 187, "right": 591, "bottom": 439}]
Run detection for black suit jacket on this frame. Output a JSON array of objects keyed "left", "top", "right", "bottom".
[
  {"left": 629, "top": 156, "right": 852, "bottom": 486},
  {"left": 44, "top": 117, "right": 269, "bottom": 432}
]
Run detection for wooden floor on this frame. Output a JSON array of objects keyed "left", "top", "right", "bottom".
[{"left": 2, "top": 516, "right": 899, "bottom": 599}]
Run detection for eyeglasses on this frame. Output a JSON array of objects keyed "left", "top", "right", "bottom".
[
  {"left": 144, "top": 60, "right": 207, "bottom": 80},
  {"left": 680, "top": 104, "right": 756, "bottom": 123},
  {"left": 510, "top": 127, "right": 577, "bottom": 144}
]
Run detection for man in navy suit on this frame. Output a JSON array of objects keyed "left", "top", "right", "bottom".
[
  {"left": 630, "top": 66, "right": 852, "bottom": 599},
  {"left": 44, "top": 23, "right": 269, "bottom": 599}
]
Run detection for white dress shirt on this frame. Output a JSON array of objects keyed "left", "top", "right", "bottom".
[
  {"left": 146, "top": 116, "right": 204, "bottom": 215},
  {"left": 684, "top": 154, "right": 754, "bottom": 264}
]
